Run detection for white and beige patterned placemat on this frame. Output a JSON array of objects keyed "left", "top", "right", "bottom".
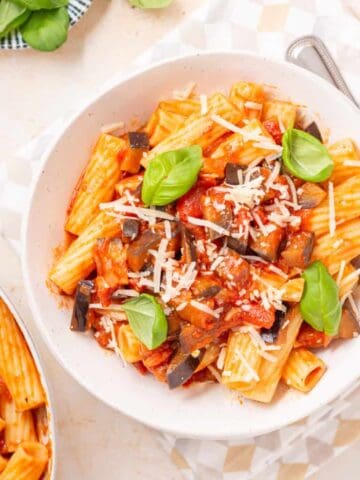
[{"left": 1, "top": 1, "right": 360, "bottom": 479}]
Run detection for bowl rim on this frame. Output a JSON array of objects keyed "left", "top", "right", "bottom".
[
  {"left": 22, "top": 49, "right": 360, "bottom": 439},
  {"left": 0, "top": 286, "right": 57, "bottom": 477}
]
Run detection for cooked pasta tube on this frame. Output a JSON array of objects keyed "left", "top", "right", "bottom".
[
  {"left": 222, "top": 331, "right": 261, "bottom": 392},
  {"left": 65, "top": 133, "right": 125, "bottom": 236},
  {"left": 141, "top": 93, "right": 243, "bottom": 166},
  {"left": 0, "top": 418, "right": 5, "bottom": 433},
  {"left": 262, "top": 100, "right": 297, "bottom": 129},
  {"left": 229, "top": 81, "right": 263, "bottom": 119},
  {"left": 312, "top": 218, "right": 360, "bottom": 275},
  {"left": 337, "top": 263, "right": 359, "bottom": 298},
  {"left": 0, "top": 397, "right": 37, "bottom": 453},
  {"left": 282, "top": 348, "right": 326, "bottom": 393},
  {"left": 117, "top": 324, "right": 142, "bottom": 363},
  {"left": 0, "top": 300, "right": 45, "bottom": 412},
  {"left": 304, "top": 175, "right": 360, "bottom": 237},
  {"left": 328, "top": 138, "right": 360, "bottom": 185},
  {"left": 242, "top": 307, "right": 303, "bottom": 403},
  {"left": 0, "top": 457, "right": 7, "bottom": 474},
  {"left": 210, "top": 119, "right": 279, "bottom": 166},
  {"left": 147, "top": 109, "right": 187, "bottom": 146},
  {"left": 49, "top": 211, "right": 121, "bottom": 294},
  {"left": 280, "top": 278, "right": 305, "bottom": 303},
  {"left": 0, "top": 442, "right": 48, "bottom": 480}
]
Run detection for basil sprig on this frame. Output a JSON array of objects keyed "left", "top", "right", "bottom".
[
  {"left": 300, "top": 261, "right": 341, "bottom": 336},
  {"left": 142, "top": 145, "right": 202, "bottom": 206},
  {"left": 128, "top": 0, "right": 173, "bottom": 8},
  {"left": 282, "top": 128, "right": 333, "bottom": 182},
  {"left": 21, "top": 6, "right": 69, "bottom": 51},
  {"left": 14, "top": 0, "right": 68, "bottom": 10},
  {"left": 122, "top": 294, "right": 168, "bottom": 350},
  {"left": 0, "top": 0, "right": 30, "bottom": 39}
]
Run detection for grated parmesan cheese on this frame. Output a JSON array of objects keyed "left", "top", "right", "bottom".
[
  {"left": 341, "top": 267, "right": 360, "bottom": 285},
  {"left": 190, "top": 300, "right": 220, "bottom": 318},
  {"left": 164, "top": 220, "right": 172, "bottom": 240},
  {"left": 188, "top": 216, "right": 230, "bottom": 236},
  {"left": 173, "top": 81, "right": 196, "bottom": 100},
  {"left": 113, "top": 289, "right": 139, "bottom": 297},
  {"left": 343, "top": 160, "right": 360, "bottom": 167},
  {"left": 244, "top": 101, "right": 263, "bottom": 110},
  {"left": 268, "top": 264, "right": 288, "bottom": 279},
  {"left": 210, "top": 256, "right": 225, "bottom": 271},
  {"left": 216, "top": 347, "right": 227, "bottom": 370},
  {"left": 100, "top": 121, "right": 125, "bottom": 134},
  {"left": 100, "top": 201, "right": 175, "bottom": 221},
  {"left": 265, "top": 161, "right": 281, "bottom": 190},
  {"left": 336, "top": 260, "right": 347, "bottom": 286},
  {"left": 199, "top": 94, "right": 208, "bottom": 115}
]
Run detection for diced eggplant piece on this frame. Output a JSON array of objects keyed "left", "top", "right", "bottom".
[
  {"left": 179, "top": 305, "right": 274, "bottom": 353},
  {"left": 227, "top": 236, "right": 247, "bottom": 254},
  {"left": 120, "top": 132, "right": 150, "bottom": 174},
  {"left": 202, "top": 193, "right": 233, "bottom": 240},
  {"left": 338, "top": 307, "right": 360, "bottom": 339},
  {"left": 127, "top": 230, "right": 162, "bottom": 272},
  {"left": 305, "top": 121, "right": 323, "bottom": 142},
  {"left": 199, "top": 285, "right": 221, "bottom": 298},
  {"left": 71, "top": 280, "right": 94, "bottom": 332},
  {"left": 351, "top": 255, "right": 360, "bottom": 270},
  {"left": 281, "top": 231, "right": 314, "bottom": 269},
  {"left": 261, "top": 310, "right": 285, "bottom": 343},
  {"left": 298, "top": 182, "right": 326, "bottom": 209},
  {"left": 128, "top": 132, "right": 149, "bottom": 150},
  {"left": 216, "top": 250, "right": 250, "bottom": 287},
  {"left": 225, "top": 162, "right": 243, "bottom": 185},
  {"left": 249, "top": 227, "right": 283, "bottom": 262},
  {"left": 180, "top": 224, "right": 197, "bottom": 263},
  {"left": 121, "top": 218, "right": 140, "bottom": 243},
  {"left": 167, "top": 349, "right": 205, "bottom": 389}
]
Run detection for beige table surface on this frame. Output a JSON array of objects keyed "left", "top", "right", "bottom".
[{"left": 0, "top": 1, "right": 359, "bottom": 478}]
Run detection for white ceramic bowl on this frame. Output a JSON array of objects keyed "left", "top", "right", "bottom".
[
  {"left": 0, "top": 287, "right": 56, "bottom": 477},
  {"left": 23, "top": 52, "right": 360, "bottom": 439}
]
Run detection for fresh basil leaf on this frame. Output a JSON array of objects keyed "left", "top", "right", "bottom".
[
  {"left": 282, "top": 128, "right": 333, "bottom": 182},
  {"left": 300, "top": 260, "right": 341, "bottom": 336},
  {"left": 14, "top": 0, "right": 68, "bottom": 10},
  {"left": 0, "top": 0, "right": 30, "bottom": 39},
  {"left": 142, "top": 145, "right": 202, "bottom": 206},
  {"left": 122, "top": 294, "right": 168, "bottom": 350},
  {"left": 128, "top": 0, "right": 173, "bottom": 8},
  {"left": 20, "top": 7, "right": 69, "bottom": 51}
]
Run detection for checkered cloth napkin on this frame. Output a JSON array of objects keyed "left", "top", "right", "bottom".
[{"left": 1, "top": 1, "right": 360, "bottom": 479}]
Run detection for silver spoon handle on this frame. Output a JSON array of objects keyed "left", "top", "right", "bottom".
[{"left": 286, "top": 35, "right": 358, "bottom": 107}]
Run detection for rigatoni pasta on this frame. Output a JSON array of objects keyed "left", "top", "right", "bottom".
[
  {"left": 0, "top": 299, "right": 45, "bottom": 412},
  {"left": 0, "top": 296, "right": 51, "bottom": 478},
  {"left": 282, "top": 348, "right": 326, "bottom": 393},
  {"left": 66, "top": 133, "right": 125, "bottom": 236},
  {"left": 0, "top": 397, "right": 37, "bottom": 453},
  {"left": 0, "top": 442, "right": 48, "bottom": 480},
  {"left": 49, "top": 79, "right": 360, "bottom": 405}
]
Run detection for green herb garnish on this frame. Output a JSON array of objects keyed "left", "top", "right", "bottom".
[
  {"left": 300, "top": 260, "right": 341, "bottom": 336},
  {"left": 122, "top": 294, "right": 168, "bottom": 350},
  {"left": 0, "top": 0, "right": 30, "bottom": 39},
  {"left": 282, "top": 128, "right": 333, "bottom": 182},
  {"left": 142, "top": 145, "right": 203, "bottom": 206},
  {"left": 20, "top": 6, "right": 69, "bottom": 52}
]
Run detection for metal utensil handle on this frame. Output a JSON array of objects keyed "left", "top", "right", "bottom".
[{"left": 286, "top": 35, "right": 358, "bottom": 107}]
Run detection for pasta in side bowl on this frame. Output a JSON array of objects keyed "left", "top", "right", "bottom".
[
  {"left": 0, "top": 295, "right": 52, "bottom": 479},
  {"left": 48, "top": 80, "right": 360, "bottom": 404}
]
